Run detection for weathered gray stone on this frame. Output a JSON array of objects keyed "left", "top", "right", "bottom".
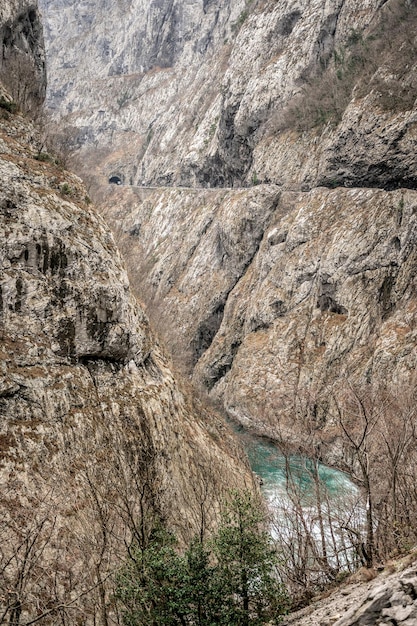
[
  {"left": 0, "top": 0, "right": 46, "bottom": 106},
  {"left": 39, "top": 0, "right": 417, "bottom": 192},
  {"left": 0, "top": 10, "right": 253, "bottom": 617},
  {"left": 37, "top": 0, "right": 417, "bottom": 455},
  {"left": 283, "top": 561, "right": 417, "bottom": 626},
  {"left": 382, "top": 605, "right": 417, "bottom": 621},
  {"left": 97, "top": 184, "right": 417, "bottom": 455}
]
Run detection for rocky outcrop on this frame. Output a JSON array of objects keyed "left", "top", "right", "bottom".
[
  {"left": 0, "top": 101, "right": 253, "bottom": 623},
  {"left": 283, "top": 554, "right": 417, "bottom": 626}
]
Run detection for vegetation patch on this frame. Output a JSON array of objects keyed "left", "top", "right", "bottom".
[
  {"left": 0, "top": 96, "right": 17, "bottom": 114},
  {"left": 273, "top": 0, "right": 417, "bottom": 133},
  {"left": 34, "top": 151, "right": 53, "bottom": 163},
  {"left": 116, "top": 491, "right": 289, "bottom": 625},
  {"left": 60, "top": 182, "right": 73, "bottom": 196}
]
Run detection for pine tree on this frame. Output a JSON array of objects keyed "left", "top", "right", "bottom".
[
  {"left": 115, "top": 525, "right": 187, "bottom": 625},
  {"left": 115, "top": 493, "right": 289, "bottom": 625},
  {"left": 212, "top": 491, "right": 288, "bottom": 626}
]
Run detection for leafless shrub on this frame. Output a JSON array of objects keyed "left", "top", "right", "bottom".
[
  {"left": 268, "top": 435, "right": 363, "bottom": 604},
  {"left": 45, "top": 123, "right": 80, "bottom": 169},
  {"left": 0, "top": 52, "right": 42, "bottom": 116},
  {"left": 271, "top": 0, "right": 417, "bottom": 135},
  {"left": 331, "top": 379, "right": 417, "bottom": 562},
  {"left": 266, "top": 375, "right": 417, "bottom": 605}
]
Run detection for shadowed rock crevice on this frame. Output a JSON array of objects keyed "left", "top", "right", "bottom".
[
  {"left": 318, "top": 172, "right": 417, "bottom": 193},
  {"left": 275, "top": 11, "right": 301, "bottom": 38},
  {"left": 317, "top": 280, "right": 348, "bottom": 316},
  {"left": 189, "top": 102, "right": 256, "bottom": 188},
  {"left": 0, "top": 2, "right": 46, "bottom": 106},
  {"left": 204, "top": 339, "right": 241, "bottom": 390},
  {"left": 378, "top": 271, "right": 396, "bottom": 319},
  {"left": 190, "top": 196, "right": 277, "bottom": 366},
  {"left": 191, "top": 302, "right": 225, "bottom": 365}
]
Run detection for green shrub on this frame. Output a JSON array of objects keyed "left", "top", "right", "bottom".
[
  {"left": 232, "top": 8, "right": 249, "bottom": 34},
  {"left": 116, "top": 491, "right": 289, "bottom": 626},
  {"left": 117, "top": 90, "right": 132, "bottom": 109},
  {"left": 34, "top": 152, "right": 52, "bottom": 162},
  {"left": 60, "top": 182, "right": 73, "bottom": 196},
  {"left": 238, "top": 10, "right": 248, "bottom": 26},
  {"left": 0, "top": 96, "right": 17, "bottom": 114}
]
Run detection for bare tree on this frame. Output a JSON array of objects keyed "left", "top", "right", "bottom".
[
  {"left": 330, "top": 379, "right": 417, "bottom": 564},
  {"left": 332, "top": 382, "right": 379, "bottom": 568},
  {"left": 0, "top": 53, "right": 41, "bottom": 115}
]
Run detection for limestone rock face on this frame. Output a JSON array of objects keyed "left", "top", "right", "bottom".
[
  {"left": 283, "top": 556, "right": 417, "bottom": 626},
  {"left": 0, "top": 0, "right": 46, "bottom": 107},
  {"left": 99, "top": 183, "right": 417, "bottom": 447},
  {"left": 39, "top": 0, "right": 417, "bottom": 190},
  {"left": 100, "top": 184, "right": 280, "bottom": 366},
  {"left": 0, "top": 106, "right": 252, "bottom": 622},
  {"left": 198, "top": 186, "right": 417, "bottom": 437},
  {"left": 39, "top": 0, "right": 417, "bottom": 449},
  {"left": 38, "top": 0, "right": 246, "bottom": 184}
]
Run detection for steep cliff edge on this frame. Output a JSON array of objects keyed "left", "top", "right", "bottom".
[
  {"left": 0, "top": 5, "right": 254, "bottom": 619},
  {"left": 39, "top": 0, "right": 417, "bottom": 449}
]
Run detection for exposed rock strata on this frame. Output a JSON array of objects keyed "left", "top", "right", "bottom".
[
  {"left": 0, "top": 0, "right": 46, "bottom": 107},
  {"left": 99, "top": 183, "right": 417, "bottom": 450},
  {"left": 0, "top": 105, "right": 253, "bottom": 622},
  {"left": 283, "top": 554, "right": 417, "bottom": 626},
  {"left": 39, "top": 0, "right": 417, "bottom": 447},
  {"left": 39, "top": 0, "right": 417, "bottom": 191},
  {"left": 99, "top": 184, "right": 280, "bottom": 365}
]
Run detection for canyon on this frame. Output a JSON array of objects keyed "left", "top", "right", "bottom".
[
  {"left": 0, "top": 1, "right": 253, "bottom": 623},
  {"left": 1, "top": 0, "right": 417, "bottom": 622},
  {"left": 39, "top": 0, "right": 417, "bottom": 453}
]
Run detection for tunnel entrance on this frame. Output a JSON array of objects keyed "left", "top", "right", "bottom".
[{"left": 109, "top": 175, "right": 122, "bottom": 185}]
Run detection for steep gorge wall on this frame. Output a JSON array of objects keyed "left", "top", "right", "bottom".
[
  {"left": 39, "top": 0, "right": 417, "bottom": 190},
  {"left": 38, "top": 0, "right": 247, "bottom": 185},
  {"left": 0, "top": 107, "right": 253, "bottom": 624},
  {"left": 99, "top": 182, "right": 417, "bottom": 454},
  {"left": 0, "top": 2, "right": 254, "bottom": 622},
  {"left": 40, "top": 0, "right": 417, "bottom": 452}
]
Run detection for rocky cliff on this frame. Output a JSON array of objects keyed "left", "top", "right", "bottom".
[
  {"left": 0, "top": 3, "right": 254, "bottom": 622},
  {"left": 12, "top": 0, "right": 417, "bottom": 618},
  {"left": 98, "top": 183, "right": 417, "bottom": 452},
  {"left": 0, "top": 0, "right": 46, "bottom": 109},
  {"left": 39, "top": 0, "right": 417, "bottom": 189},
  {"left": 0, "top": 106, "right": 253, "bottom": 624},
  {"left": 39, "top": 0, "right": 417, "bottom": 451},
  {"left": 283, "top": 552, "right": 417, "bottom": 626}
]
